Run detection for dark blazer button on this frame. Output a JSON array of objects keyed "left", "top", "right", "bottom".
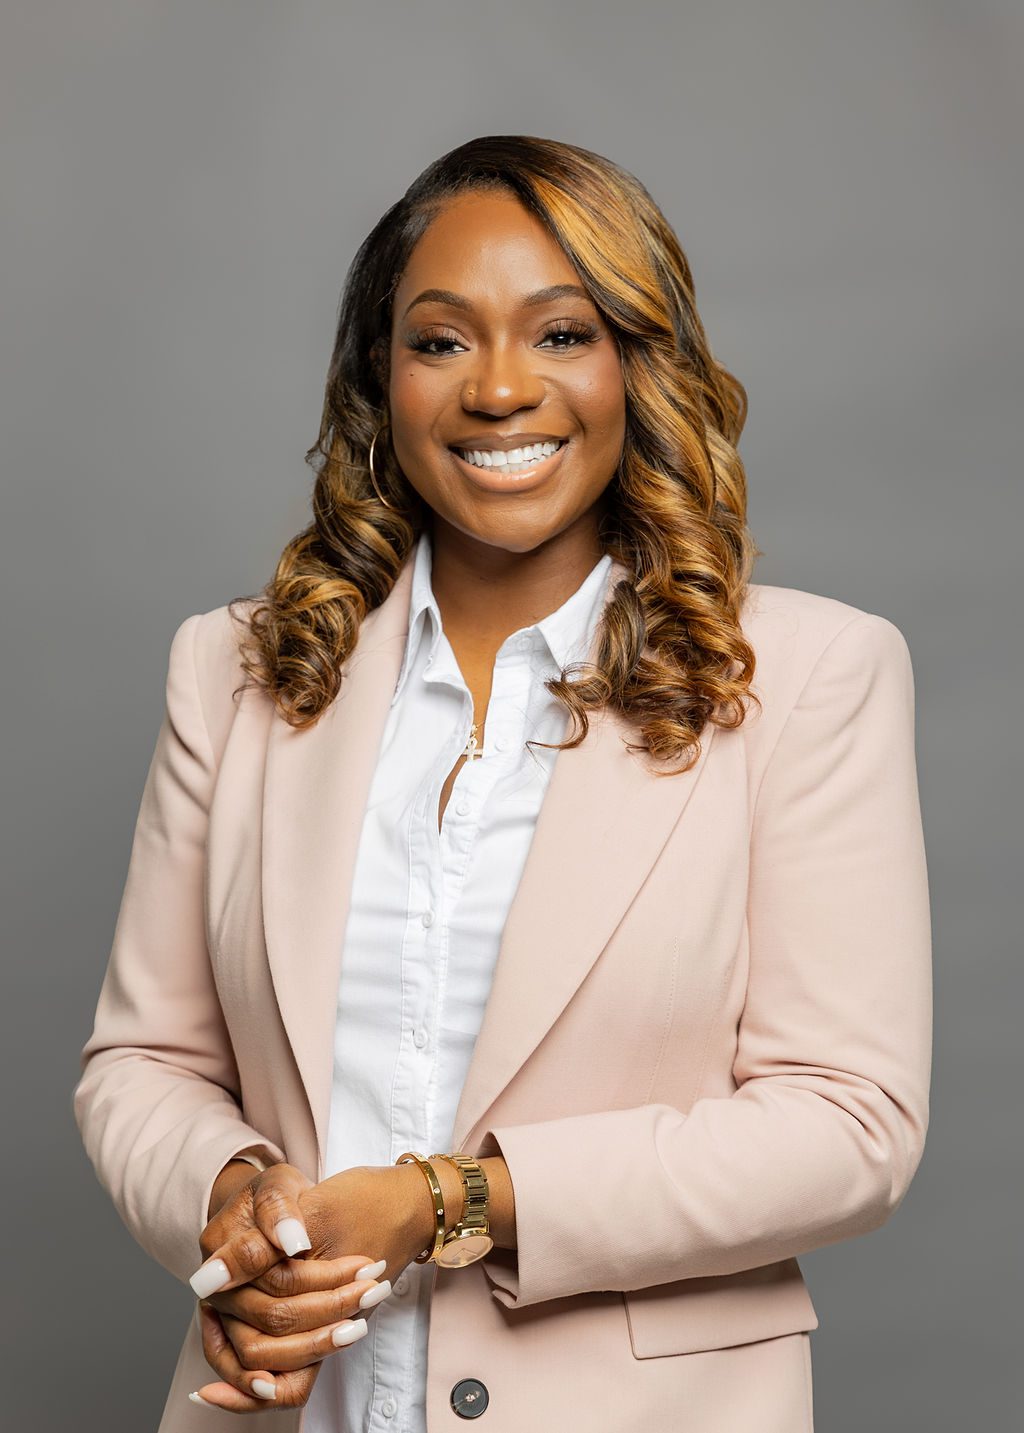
[{"left": 450, "top": 1377, "right": 489, "bottom": 1419}]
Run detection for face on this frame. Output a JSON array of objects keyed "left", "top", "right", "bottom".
[{"left": 386, "top": 190, "right": 626, "bottom": 562}]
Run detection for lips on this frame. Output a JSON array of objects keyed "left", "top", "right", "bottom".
[
  {"left": 450, "top": 438, "right": 567, "bottom": 473},
  {"left": 448, "top": 436, "right": 570, "bottom": 493},
  {"left": 448, "top": 433, "right": 569, "bottom": 452}
]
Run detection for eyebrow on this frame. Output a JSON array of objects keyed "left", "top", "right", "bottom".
[{"left": 402, "top": 283, "right": 592, "bottom": 319}]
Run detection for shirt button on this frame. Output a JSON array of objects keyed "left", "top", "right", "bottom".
[
  {"left": 456, "top": 800, "right": 470, "bottom": 816},
  {"left": 421, "top": 909, "right": 434, "bottom": 927},
  {"left": 412, "top": 1027, "right": 428, "bottom": 1049},
  {"left": 516, "top": 634, "right": 530, "bottom": 649},
  {"left": 494, "top": 735, "right": 509, "bottom": 751},
  {"left": 381, "top": 1395, "right": 397, "bottom": 1418},
  {"left": 394, "top": 1274, "right": 409, "bottom": 1295}
]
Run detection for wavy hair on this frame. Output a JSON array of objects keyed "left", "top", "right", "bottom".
[{"left": 229, "top": 134, "right": 763, "bottom": 773}]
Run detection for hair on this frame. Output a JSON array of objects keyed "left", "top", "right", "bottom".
[{"left": 228, "top": 134, "right": 763, "bottom": 774}]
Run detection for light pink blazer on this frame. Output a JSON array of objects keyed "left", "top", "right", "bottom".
[{"left": 73, "top": 550, "right": 932, "bottom": 1433}]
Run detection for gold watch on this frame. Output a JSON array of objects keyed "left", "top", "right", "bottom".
[
  {"left": 396, "top": 1150, "right": 493, "bottom": 1269},
  {"left": 430, "top": 1152, "right": 494, "bottom": 1268}
]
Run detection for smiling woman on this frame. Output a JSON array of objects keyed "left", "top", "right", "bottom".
[
  {"left": 231, "top": 136, "right": 759, "bottom": 765},
  {"left": 73, "top": 134, "right": 931, "bottom": 1433},
  {"left": 386, "top": 193, "right": 628, "bottom": 532}
]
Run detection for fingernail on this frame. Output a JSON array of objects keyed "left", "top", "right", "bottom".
[
  {"left": 331, "top": 1317, "right": 368, "bottom": 1347},
  {"left": 188, "top": 1259, "right": 230, "bottom": 1298},
  {"left": 188, "top": 1391, "right": 214, "bottom": 1406},
  {"left": 251, "top": 1378, "right": 277, "bottom": 1400},
  {"left": 274, "top": 1217, "right": 312, "bottom": 1256},
  {"left": 358, "top": 1278, "right": 392, "bottom": 1310},
  {"left": 355, "top": 1258, "right": 387, "bottom": 1280}
]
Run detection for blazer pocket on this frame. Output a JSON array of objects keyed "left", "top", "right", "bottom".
[{"left": 623, "top": 1257, "right": 819, "bottom": 1358}]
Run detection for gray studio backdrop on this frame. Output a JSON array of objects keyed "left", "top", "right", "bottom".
[{"left": 3, "top": 3, "right": 1019, "bottom": 1430}]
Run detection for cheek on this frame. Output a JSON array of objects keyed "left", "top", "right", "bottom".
[
  {"left": 390, "top": 367, "right": 420, "bottom": 425},
  {"left": 389, "top": 362, "right": 447, "bottom": 440},
  {"left": 571, "top": 354, "right": 626, "bottom": 444},
  {"left": 388, "top": 367, "right": 454, "bottom": 500}
]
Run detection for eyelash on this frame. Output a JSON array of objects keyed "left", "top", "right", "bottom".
[{"left": 407, "top": 319, "right": 600, "bottom": 357}]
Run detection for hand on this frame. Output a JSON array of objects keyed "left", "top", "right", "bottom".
[
  {"left": 297, "top": 1162, "right": 452, "bottom": 1269},
  {"left": 189, "top": 1160, "right": 317, "bottom": 1299},
  {"left": 194, "top": 1253, "right": 390, "bottom": 1413},
  {"left": 189, "top": 1162, "right": 449, "bottom": 1413}
]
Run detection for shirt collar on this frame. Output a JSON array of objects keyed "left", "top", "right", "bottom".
[
  {"left": 391, "top": 527, "right": 443, "bottom": 706},
  {"left": 390, "top": 528, "right": 614, "bottom": 706}
]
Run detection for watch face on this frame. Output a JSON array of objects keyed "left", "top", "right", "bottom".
[{"left": 436, "top": 1233, "right": 494, "bottom": 1268}]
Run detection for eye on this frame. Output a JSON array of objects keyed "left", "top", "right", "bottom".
[
  {"left": 407, "top": 327, "right": 465, "bottom": 357},
  {"left": 405, "top": 318, "right": 601, "bottom": 358},
  {"left": 538, "top": 320, "right": 600, "bottom": 349}
]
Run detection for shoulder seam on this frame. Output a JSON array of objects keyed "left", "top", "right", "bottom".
[{"left": 749, "top": 611, "right": 876, "bottom": 822}]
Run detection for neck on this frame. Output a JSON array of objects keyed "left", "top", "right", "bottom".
[{"left": 427, "top": 516, "right": 605, "bottom": 653}]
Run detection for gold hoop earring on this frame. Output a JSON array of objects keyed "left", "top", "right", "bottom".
[{"left": 368, "top": 424, "right": 399, "bottom": 511}]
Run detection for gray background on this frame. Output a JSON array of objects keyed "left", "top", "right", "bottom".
[{"left": 3, "top": 2, "right": 1019, "bottom": 1429}]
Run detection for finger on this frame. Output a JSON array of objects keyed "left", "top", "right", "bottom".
[
  {"left": 218, "top": 1304, "right": 371, "bottom": 1374},
  {"left": 188, "top": 1220, "right": 283, "bottom": 1299},
  {"left": 251, "top": 1253, "right": 387, "bottom": 1298},
  {"left": 248, "top": 1164, "right": 316, "bottom": 1257},
  {"left": 193, "top": 1301, "right": 285, "bottom": 1411},
  {"left": 191, "top": 1364, "right": 322, "bottom": 1416},
  {"left": 190, "top": 1165, "right": 318, "bottom": 1298},
  {"left": 190, "top": 1364, "right": 321, "bottom": 1413},
  {"left": 210, "top": 1269, "right": 389, "bottom": 1338}
]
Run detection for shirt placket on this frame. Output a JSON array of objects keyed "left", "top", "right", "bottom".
[
  {"left": 364, "top": 663, "right": 463, "bottom": 1433},
  {"left": 364, "top": 637, "right": 487, "bottom": 1433}
]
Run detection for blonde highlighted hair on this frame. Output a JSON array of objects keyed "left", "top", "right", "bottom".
[{"left": 230, "top": 134, "right": 762, "bottom": 773}]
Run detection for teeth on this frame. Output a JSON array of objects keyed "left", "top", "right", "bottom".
[{"left": 456, "top": 440, "right": 562, "bottom": 472}]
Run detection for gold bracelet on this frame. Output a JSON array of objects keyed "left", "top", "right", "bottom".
[{"left": 395, "top": 1151, "right": 446, "bottom": 1263}]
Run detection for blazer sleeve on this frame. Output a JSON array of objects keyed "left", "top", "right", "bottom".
[
  {"left": 72, "top": 613, "right": 286, "bottom": 1288},
  {"left": 475, "top": 612, "right": 933, "bottom": 1309}
]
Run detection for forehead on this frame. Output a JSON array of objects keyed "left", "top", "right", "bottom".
[{"left": 395, "top": 191, "right": 583, "bottom": 308}]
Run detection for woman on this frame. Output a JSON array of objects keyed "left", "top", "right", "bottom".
[{"left": 73, "top": 135, "right": 932, "bottom": 1433}]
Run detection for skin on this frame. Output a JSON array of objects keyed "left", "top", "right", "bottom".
[
  {"left": 388, "top": 189, "right": 626, "bottom": 824},
  {"left": 188, "top": 189, "right": 627, "bottom": 1413}
]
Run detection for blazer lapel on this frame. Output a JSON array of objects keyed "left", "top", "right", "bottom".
[
  {"left": 261, "top": 556, "right": 416, "bottom": 1171},
  {"left": 261, "top": 550, "right": 718, "bottom": 1172},
  {"left": 450, "top": 653, "right": 717, "bottom": 1149}
]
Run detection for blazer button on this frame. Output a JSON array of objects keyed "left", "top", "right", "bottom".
[{"left": 450, "top": 1377, "right": 489, "bottom": 1419}]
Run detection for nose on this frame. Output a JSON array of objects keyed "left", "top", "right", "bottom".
[{"left": 462, "top": 343, "right": 545, "bottom": 415}]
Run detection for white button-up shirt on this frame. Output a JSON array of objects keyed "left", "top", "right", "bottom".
[{"left": 282, "top": 526, "right": 613, "bottom": 1433}]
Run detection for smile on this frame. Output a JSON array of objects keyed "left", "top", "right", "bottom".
[
  {"left": 448, "top": 438, "right": 569, "bottom": 492},
  {"left": 451, "top": 438, "right": 566, "bottom": 475}
]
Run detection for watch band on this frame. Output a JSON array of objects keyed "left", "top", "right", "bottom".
[{"left": 429, "top": 1153, "right": 490, "bottom": 1241}]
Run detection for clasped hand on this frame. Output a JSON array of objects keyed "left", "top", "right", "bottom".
[{"left": 188, "top": 1163, "right": 430, "bottom": 1413}]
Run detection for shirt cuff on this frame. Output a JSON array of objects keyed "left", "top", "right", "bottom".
[{"left": 230, "top": 1147, "right": 273, "bottom": 1173}]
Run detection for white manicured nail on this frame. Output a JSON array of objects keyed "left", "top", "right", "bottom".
[
  {"left": 274, "top": 1218, "right": 312, "bottom": 1255},
  {"left": 189, "top": 1259, "right": 230, "bottom": 1298},
  {"left": 358, "top": 1279, "right": 392, "bottom": 1310},
  {"left": 355, "top": 1259, "right": 387, "bottom": 1280},
  {"left": 332, "top": 1317, "right": 368, "bottom": 1347},
  {"left": 251, "top": 1379, "right": 277, "bottom": 1400},
  {"left": 188, "top": 1391, "right": 214, "bottom": 1406}
]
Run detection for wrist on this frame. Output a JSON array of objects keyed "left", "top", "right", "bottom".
[
  {"left": 207, "top": 1158, "right": 259, "bottom": 1222},
  {"left": 397, "top": 1157, "right": 465, "bottom": 1251}
]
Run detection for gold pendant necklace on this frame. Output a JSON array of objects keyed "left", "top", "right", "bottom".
[{"left": 463, "top": 722, "right": 484, "bottom": 760}]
